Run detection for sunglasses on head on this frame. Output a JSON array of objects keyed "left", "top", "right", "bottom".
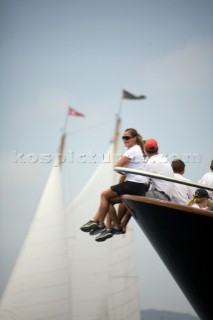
[{"left": 122, "top": 136, "right": 134, "bottom": 140}]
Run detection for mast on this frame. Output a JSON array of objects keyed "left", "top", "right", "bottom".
[
  {"left": 57, "top": 133, "right": 66, "bottom": 167},
  {"left": 112, "top": 114, "right": 121, "bottom": 165},
  {"left": 57, "top": 106, "right": 85, "bottom": 167},
  {"left": 56, "top": 107, "right": 70, "bottom": 167}
]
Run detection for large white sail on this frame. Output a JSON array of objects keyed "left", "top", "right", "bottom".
[
  {"left": 66, "top": 117, "right": 141, "bottom": 320},
  {"left": 0, "top": 165, "right": 70, "bottom": 320},
  {"left": 108, "top": 224, "right": 141, "bottom": 320},
  {"left": 0, "top": 117, "right": 141, "bottom": 320},
  {"left": 66, "top": 143, "right": 116, "bottom": 320}
]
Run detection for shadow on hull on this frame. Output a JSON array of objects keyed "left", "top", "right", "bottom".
[{"left": 122, "top": 195, "right": 213, "bottom": 320}]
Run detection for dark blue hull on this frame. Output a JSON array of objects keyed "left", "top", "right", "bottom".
[{"left": 122, "top": 195, "right": 213, "bottom": 320}]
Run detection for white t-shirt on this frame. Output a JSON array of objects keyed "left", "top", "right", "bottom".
[
  {"left": 171, "top": 173, "right": 195, "bottom": 205},
  {"left": 198, "top": 171, "right": 213, "bottom": 199},
  {"left": 146, "top": 154, "right": 174, "bottom": 198},
  {"left": 123, "top": 145, "right": 149, "bottom": 184}
]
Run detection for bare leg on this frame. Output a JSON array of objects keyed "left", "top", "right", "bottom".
[
  {"left": 117, "top": 203, "right": 127, "bottom": 223},
  {"left": 92, "top": 188, "right": 119, "bottom": 224},
  {"left": 108, "top": 198, "right": 132, "bottom": 230},
  {"left": 107, "top": 204, "right": 120, "bottom": 228},
  {"left": 105, "top": 211, "right": 112, "bottom": 229},
  {"left": 116, "top": 203, "right": 132, "bottom": 233},
  {"left": 110, "top": 196, "right": 122, "bottom": 205},
  {"left": 120, "top": 210, "right": 132, "bottom": 233}
]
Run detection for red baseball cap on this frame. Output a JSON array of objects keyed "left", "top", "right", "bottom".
[{"left": 144, "top": 139, "right": 158, "bottom": 152}]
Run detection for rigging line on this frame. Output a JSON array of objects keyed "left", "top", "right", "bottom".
[{"left": 66, "top": 118, "right": 114, "bottom": 135}]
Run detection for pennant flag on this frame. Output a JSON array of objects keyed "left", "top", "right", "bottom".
[
  {"left": 68, "top": 107, "right": 85, "bottom": 117},
  {"left": 122, "top": 90, "right": 146, "bottom": 100}
]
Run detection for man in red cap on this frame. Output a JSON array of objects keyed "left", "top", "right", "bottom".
[{"left": 144, "top": 138, "right": 174, "bottom": 201}]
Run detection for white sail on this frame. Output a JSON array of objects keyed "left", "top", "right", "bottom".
[
  {"left": 108, "top": 224, "right": 141, "bottom": 320},
  {"left": 66, "top": 144, "right": 116, "bottom": 320},
  {"left": 0, "top": 118, "right": 141, "bottom": 320},
  {"left": 0, "top": 165, "right": 70, "bottom": 320},
  {"left": 66, "top": 118, "right": 141, "bottom": 320}
]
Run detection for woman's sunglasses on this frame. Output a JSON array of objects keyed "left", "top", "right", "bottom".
[{"left": 122, "top": 136, "right": 133, "bottom": 141}]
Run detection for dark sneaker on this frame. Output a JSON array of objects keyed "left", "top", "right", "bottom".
[
  {"left": 110, "top": 227, "right": 125, "bottom": 235},
  {"left": 95, "top": 229, "right": 113, "bottom": 242},
  {"left": 89, "top": 225, "right": 106, "bottom": 236},
  {"left": 80, "top": 220, "right": 99, "bottom": 232}
]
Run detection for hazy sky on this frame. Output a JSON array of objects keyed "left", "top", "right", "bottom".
[{"left": 0, "top": 0, "right": 213, "bottom": 317}]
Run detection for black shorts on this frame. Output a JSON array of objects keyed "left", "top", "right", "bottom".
[{"left": 111, "top": 181, "right": 147, "bottom": 196}]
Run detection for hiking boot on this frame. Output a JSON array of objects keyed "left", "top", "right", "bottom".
[
  {"left": 80, "top": 220, "right": 99, "bottom": 232},
  {"left": 89, "top": 224, "right": 106, "bottom": 236},
  {"left": 95, "top": 229, "right": 113, "bottom": 242}
]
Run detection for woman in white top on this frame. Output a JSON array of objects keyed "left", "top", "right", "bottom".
[
  {"left": 187, "top": 188, "right": 210, "bottom": 209},
  {"left": 80, "top": 128, "right": 149, "bottom": 238}
]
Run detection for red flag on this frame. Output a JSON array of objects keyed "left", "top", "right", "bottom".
[{"left": 68, "top": 107, "right": 85, "bottom": 117}]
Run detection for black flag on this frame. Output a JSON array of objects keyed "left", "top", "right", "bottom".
[{"left": 122, "top": 90, "right": 146, "bottom": 100}]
